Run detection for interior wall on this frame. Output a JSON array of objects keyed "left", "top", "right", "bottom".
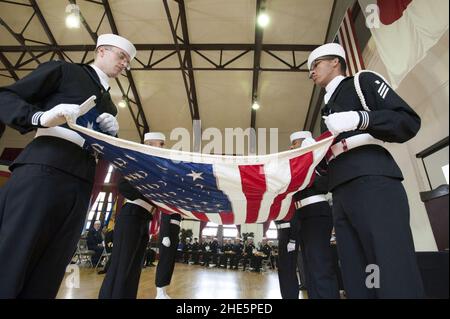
[{"left": 361, "top": 31, "right": 449, "bottom": 251}]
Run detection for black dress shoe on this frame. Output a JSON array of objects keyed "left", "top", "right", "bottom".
[{"left": 98, "top": 270, "right": 106, "bottom": 275}]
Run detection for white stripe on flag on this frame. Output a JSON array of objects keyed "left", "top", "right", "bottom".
[
  {"left": 256, "top": 158, "right": 292, "bottom": 223},
  {"left": 213, "top": 163, "right": 248, "bottom": 225},
  {"left": 176, "top": 207, "right": 199, "bottom": 220},
  {"left": 204, "top": 213, "right": 222, "bottom": 225},
  {"left": 153, "top": 201, "right": 190, "bottom": 218}
]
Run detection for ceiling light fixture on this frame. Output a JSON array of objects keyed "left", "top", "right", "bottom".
[
  {"left": 118, "top": 98, "right": 128, "bottom": 108},
  {"left": 257, "top": 12, "right": 270, "bottom": 28},
  {"left": 252, "top": 101, "right": 260, "bottom": 110},
  {"left": 65, "top": 4, "right": 81, "bottom": 29}
]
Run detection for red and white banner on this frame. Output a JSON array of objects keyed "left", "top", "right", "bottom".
[
  {"left": 359, "top": 0, "right": 449, "bottom": 88},
  {"left": 335, "top": 8, "right": 366, "bottom": 76}
]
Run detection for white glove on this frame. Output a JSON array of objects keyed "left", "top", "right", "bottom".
[
  {"left": 39, "top": 104, "right": 81, "bottom": 127},
  {"left": 323, "top": 111, "right": 360, "bottom": 136},
  {"left": 287, "top": 240, "right": 296, "bottom": 252},
  {"left": 96, "top": 113, "right": 119, "bottom": 135},
  {"left": 162, "top": 237, "right": 171, "bottom": 247}
]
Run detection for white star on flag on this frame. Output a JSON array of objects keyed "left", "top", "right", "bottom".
[{"left": 187, "top": 170, "right": 204, "bottom": 181}]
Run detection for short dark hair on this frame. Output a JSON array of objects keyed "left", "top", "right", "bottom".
[{"left": 337, "top": 56, "right": 347, "bottom": 74}]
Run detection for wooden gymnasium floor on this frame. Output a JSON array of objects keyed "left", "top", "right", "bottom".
[{"left": 56, "top": 262, "right": 308, "bottom": 299}]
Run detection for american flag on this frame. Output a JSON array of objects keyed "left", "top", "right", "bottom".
[
  {"left": 335, "top": 8, "right": 365, "bottom": 76},
  {"left": 69, "top": 122, "right": 334, "bottom": 225}
]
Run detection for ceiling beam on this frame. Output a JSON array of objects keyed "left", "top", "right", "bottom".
[
  {"left": 0, "top": 43, "right": 318, "bottom": 52},
  {"left": 250, "top": 0, "right": 266, "bottom": 129},
  {"left": 163, "top": 0, "right": 200, "bottom": 121},
  {"left": 29, "top": 0, "right": 65, "bottom": 61},
  {"left": 0, "top": 17, "right": 42, "bottom": 66},
  {"left": 0, "top": 52, "right": 19, "bottom": 80}
]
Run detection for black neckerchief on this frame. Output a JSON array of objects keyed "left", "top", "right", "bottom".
[
  {"left": 322, "top": 77, "right": 353, "bottom": 116},
  {"left": 80, "top": 64, "right": 107, "bottom": 94},
  {"left": 79, "top": 64, "right": 117, "bottom": 116}
]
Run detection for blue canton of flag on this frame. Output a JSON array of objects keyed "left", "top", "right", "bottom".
[
  {"left": 75, "top": 107, "right": 102, "bottom": 132},
  {"left": 81, "top": 134, "right": 232, "bottom": 215}
]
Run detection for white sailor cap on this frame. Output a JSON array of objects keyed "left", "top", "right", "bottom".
[
  {"left": 290, "top": 131, "right": 312, "bottom": 143},
  {"left": 96, "top": 34, "right": 136, "bottom": 60},
  {"left": 144, "top": 132, "right": 166, "bottom": 142},
  {"left": 307, "top": 43, "right": 346, "bottom": 70},
  {"left": 247, "top": 236, "right": 253, "bottom": 240}
]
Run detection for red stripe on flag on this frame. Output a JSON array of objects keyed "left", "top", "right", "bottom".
[
  {"left": 377, "top": 0, "right": 412, "bottom": 25},
  {"left": 239, "top": 164, "right": 267, "bottom": 224},
  {"left": 219, "top": 211, "right": 234, "bottom": 225},
  {"left": 315, "top": 130, "right": 334, "bottom": 142},
  {"left": 191, "top": 211, "right": 210, "bottom": 222},
  {"left": 0, "top": 171, "right": 10, "bottom": 177},
  {"left": 267, "top": 152, "right": 314, "bottom": 221}
]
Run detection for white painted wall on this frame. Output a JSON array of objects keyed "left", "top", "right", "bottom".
[{"left": 361, "top": 31, "right": 449, "bottom": 251}]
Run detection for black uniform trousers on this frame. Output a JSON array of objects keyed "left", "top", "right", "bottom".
[
  {"left": 0, "top": 164, "right": 92, "bottom": 298},
  {"left": 276, "top": 227, "right": 300, "bottom": 299},
  {"left": 298, "top": 202, "right": 340, "bottom": 299},
  {"left": 99, "top": 203, "right": 151, "bottom": 299},
  {"left": 332, "top": 175, "right": 425, "bottom": 298},
  {"left": 155, "top": 223, "right": 180, "bottom": 287}
]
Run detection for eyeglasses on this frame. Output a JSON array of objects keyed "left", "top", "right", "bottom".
[
  {"left": 104, "top": 47, "right": 131, "bottom": 70},
  {"left": 309, "top": 57, "right": 334, "bottom": 72}
]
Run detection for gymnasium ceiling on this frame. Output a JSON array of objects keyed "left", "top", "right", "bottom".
[{"left": 0, "top": 0, "right": 335, "bottom": 152}]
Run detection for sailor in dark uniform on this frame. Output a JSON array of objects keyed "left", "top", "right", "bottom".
[
  {"left": 229, "top": 237, "right": 243, "bottom": 270},
  {"left": 98, "top": 132, "right": 164, "bottom": 299},
  {"left": 0, "top": 34, "right": 135, "bottom": 298},
  {"left": 308, "top": 43, "right": 424, "bottom": 298},
  {"left": 275, "top": 209, "right": 305, "bottom": 298},
  {"left": 242, "top": 237, "right": 256, "bottom": 271},
  {"left": 190, "top": 237, "right": 201, "bottom": 265},
  {"left": 155, "top": 212, "right": 182, "bottom": 299},
  {"left": 290, "top": 131, "right": 340, "bottom": 299},
  {"left": 183, "top": 237, "right": 193, "bottom": 264}
]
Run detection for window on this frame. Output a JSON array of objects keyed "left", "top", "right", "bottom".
[
  {"left": 104, "top": 165, "right": 114, "bottom": 183},
  {"left": 85, "top": 191, "right": 114, "bottom": 230},
  {"left": 266, "top": 220, "right": 277, "bottom": 240},
  {"left": 202, "top": 222, "right": 218, "bottom": 237},
  {"left": 223, "top": 224, "right": 238, "bottom": 239}
]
